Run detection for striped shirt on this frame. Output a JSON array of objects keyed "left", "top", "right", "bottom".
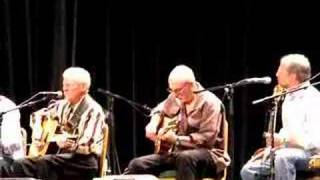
[{"left": 47, "top": 94, "right": 106, "bottom": 156}]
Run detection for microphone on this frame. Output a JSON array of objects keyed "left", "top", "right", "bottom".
[
  {"left": 97, "top": 88, "right": 120, "bottom": 99},
  {"left": 239, "top": 76, "right": 272, "bottom": 85},
  {"left": 97, "top": 88, "right": 152, "bottom": 113},
  {"left": 39, "top": 91, "right": 63, "bottom": 98},
  {"left": 142, "top": 104, "right": 152, "bottom": 112}
]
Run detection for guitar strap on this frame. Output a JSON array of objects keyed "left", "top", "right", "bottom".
[{"left": 62, "top": 97, "right": 90, "bottom": 134}]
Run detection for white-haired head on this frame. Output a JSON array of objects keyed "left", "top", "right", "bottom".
[
  {"left": 280, "top": 54, "right": 311, "bottom": 82},
  {"left": 63, "top": 67, "right": 91, "bottom": 91},
  {"left": 168, "top": 65, "right": 196, "bottom": 85}
]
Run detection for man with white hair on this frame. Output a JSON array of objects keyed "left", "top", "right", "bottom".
[
  {"left": 125, "top": 65, "right": 230, "bottom": 180},
  {"left": 241, "top": 54, "right": 320, "bottom": 180},
  {"left": 6, "top": 67, "right": 106, "bottom": 180}
]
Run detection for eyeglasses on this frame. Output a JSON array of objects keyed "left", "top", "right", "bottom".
[{"left": 167, "top": 84, "right": 188, "bottom": 95}]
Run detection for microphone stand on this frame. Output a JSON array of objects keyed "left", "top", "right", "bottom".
[
  {"left": 97, "top": 88, "right": 151, "bottom": 115},
  {"left": 252, "top": 80, "right": 320, "bottom": 180},
  {"left": 97, "top": 88, "right": 151, "bottom": 174},
  {"left": 253, "top": 90, "right": 290, "bottom": 180},
  {"left": 252, "top": 84, "right": 312, "bottom": 105},
  {"left": 196, "top": 78, "right": 266, "bottom": 180},
  {"left": 0, "top": 97, "right": 48, "bottom": 140},
  {"left": 0, "top": 90, "right": 61, "bottom": 141},
  {"left": 17, "top": 92, "right": 42, "bottom": 106},
  {"left": 105, "top": 96, "right": 121, "bottom": 175},
  {"left": 196, "top": 78, "right": 269, "bottom": 94},
  {"left": 266, "top": 97, "right": 281, "bottom": 180},
  {"left": 222, "top": 84, "right": 235, "bottom": 180},
  {"left": 0, "top": 97, "right": 48, "bottom": 126}
]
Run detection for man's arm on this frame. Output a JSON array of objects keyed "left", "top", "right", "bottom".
[
  {"left": 187, "top": 102, "right": 222, "bottom": 148},
  {"left": 163, "top": 101, "right": 223, "bottom": 149},
  {"left": 145, "top": 113, "right": 161, "bottom": 141}
]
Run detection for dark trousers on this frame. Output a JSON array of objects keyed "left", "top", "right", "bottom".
[
  {"left": 7, "top": 153, "right": 98, "bottom": 180},
  {"left": 0, "top": 156, "right": 15, "bottom": 177},
  {"left": 125, "top": 148, "right": 217, "bottom": 180}
]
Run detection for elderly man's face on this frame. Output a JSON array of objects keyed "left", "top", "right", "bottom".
[
  {"left": 168, "top": 80, "right": 194, "bottom": 104},
  {"left": 62, "top": 78, "right": 86, "bottom": 104},
  {"left": 276, "top": 62, "right": 299, "bottom": 89}
]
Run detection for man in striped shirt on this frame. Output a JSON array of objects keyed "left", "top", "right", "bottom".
[{"left": 7, "top": 67, "right": 106, "bottom": 180}]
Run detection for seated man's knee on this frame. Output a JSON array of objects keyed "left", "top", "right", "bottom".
[
  {"left": 241, "top": 164, "right": 251, "bottom": 179},
  {"left": 127, "top": 157, "right": 143, "bottom": 170},
  {"left": 240, "top": 163, "right": 258, "bottom": 180},
  {"left": 176, "top": 151, "right": 194, "bottom": 165},
  {"left": 274, "top": 150, "right": 292, "bottom": 167}
]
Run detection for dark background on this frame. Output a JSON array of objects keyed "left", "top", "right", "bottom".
[{"left": 1, "top": 0, "right": 320, "bottom": 179}]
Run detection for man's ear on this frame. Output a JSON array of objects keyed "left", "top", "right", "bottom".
[
  {"left": 80, "top": 84, "right": 88, "bottom": 93},
  {"left": 288, "top": 73, "right": 298, "bottom": 85}
]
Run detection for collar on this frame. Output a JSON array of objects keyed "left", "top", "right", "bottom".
[
  {"left": 286, "top": 81, "right": 310, "bottom": 99},
  {"left": 67, "top": 95, "right": 86, "bottom": 111}
]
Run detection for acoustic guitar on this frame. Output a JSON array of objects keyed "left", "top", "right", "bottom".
[
  {"left": 154, "top": 113, "right": 177, "bottom": 154},
  {"left": 309, "top": 154, "right": 320, "bottom": 169},
  {"left": 28, "top": 113, "right": 59, "bottom": 157},
  {"left": 251, "top": 85, "right": 285, "bottom": 162}
]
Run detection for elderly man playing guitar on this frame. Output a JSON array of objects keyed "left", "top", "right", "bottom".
[
  {"left": 3, "top": 67, "right": 106, "bottom": 180},
  {"left": 125, "top": 65, "right": 230, "bottom": 180}
]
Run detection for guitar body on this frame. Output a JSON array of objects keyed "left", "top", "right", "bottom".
[
  {"left": 28, "top": 114, "right": 59, "bottom": 157},
  {"left": 154, "top": 138, "right": 173, "bottom": 154},
  {"left": 154, "top": 114, "right": 177, "bottom": 154},
  {"left": 309, "top": 155, "right": 320, "bottom": 169},
  {"left": 250, "top": 85, "right": 285, "bottom": 162}
]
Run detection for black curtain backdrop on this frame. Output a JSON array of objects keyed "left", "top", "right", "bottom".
[{"left": 1, "top": 0, "right": 320, "bottom": 179}]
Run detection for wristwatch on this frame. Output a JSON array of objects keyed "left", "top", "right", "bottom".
[{"left": 175, "top": 136, "right": 181, "bottom": 146}]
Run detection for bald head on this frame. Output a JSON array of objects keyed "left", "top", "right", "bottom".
[{"left": 168, "top": 65, "right": 196, "bottom": 85}]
